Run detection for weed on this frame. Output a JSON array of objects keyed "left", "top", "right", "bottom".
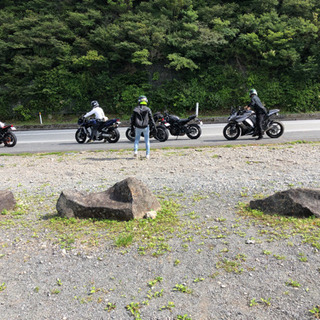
[
  {"left": 286, "top": 279, "right": 301, "bottom": 288},
  {"left": 148, "top": 276, "right": 163, "bottom": 288},
  {"left": 126, "top": 302, "right": 141, "bottom": 320},
  {"left": 249, "top": 298, "right": 258, "bottom": 307},
  {"left": 159, "top": 301, "right": 175, "bottom": 311},
  {"left": 273, "top": 254, "right": 286, "bottom": 260},
  {"left": 298, "top": 252, "right": 308, "bottom": 262},
  {"left": 115, "top": 233, "right": 134, "bottom": 247},
  {"left": 174, "top": 259, "right": 181, "bottom": 266},
  {"left": 177, "top": 315, "right": 192, "bottom": 320},
  {"left": 0, "top": 283, "right": 6, "bottom": 292},
  {"left": 260, "top": 297, "right": 271, "bottom": 306},
  {"left": 173, "top": 284, "right": 192, "bottom": 294},
  {"left": 309, "top": 305, "right": 320, "bottom": 319},
  {"left": 209, "top": 272, "right": 219, "bottom": 279},
  {"left": 104, "top": 302, "right": 116, "bottom": 312},
  {"left": 51, "top": 289, "right": 60, "bottom": 294},
  {"left": 193, "top": 277, "right": 204, "bottom": 283},
  {"left": 216, "top": 258, "right": 243, "bottom": 274}
]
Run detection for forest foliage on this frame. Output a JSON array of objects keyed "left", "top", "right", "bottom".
[{"left": 1, "top": 0, "right": 320, "bottom": 120}]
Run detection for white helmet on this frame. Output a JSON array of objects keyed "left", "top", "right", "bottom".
[{"left": 249, "top": 89, "right": 257, "bottom": 96}]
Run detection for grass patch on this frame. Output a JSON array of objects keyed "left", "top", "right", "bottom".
[
  {"left": 237, "top": 202, "right": 320, "bottom": 248},
  {"left": 44, "top": 199, "right": 181, "bottom": 251}
]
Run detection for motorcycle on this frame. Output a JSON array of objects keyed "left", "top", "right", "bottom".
[
  {"left": 223, "top": 107, "right": 284, "bottom": 140},
  {"left": 0, "top": 123, "right": 17, "bottom": 147},
  {"left": 125, "top": 112, "right": 170, "bottom": 142},
  {"left": 163, "top": 111, "right": 203, "bottom": 139},
  {"left": 75, "top": 116, "right": 121, "bottom": 144}
]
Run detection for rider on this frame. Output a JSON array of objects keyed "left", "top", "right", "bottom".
[
  {"left": 84, "top": 100, "right": 108, "bottom": 143},
  {"left": 130, "top": 95, "right": 155, "bottom": 159},
  {"left": 246, "top": 89, "right": 267, "bottom": 140}
]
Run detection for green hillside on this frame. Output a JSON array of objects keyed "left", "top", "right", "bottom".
[{"left": 1, "top": 0, "right": 320, "bottom": 120}]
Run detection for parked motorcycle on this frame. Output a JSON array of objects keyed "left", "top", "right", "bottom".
[
  {"left": 163, "top": 112, "right": 202, "bottom": 139},
  {"left": 223, "top": 107, "right": 284, "bottom": 140},
  {"left": 125, "top": 112, "right": 170, "bottom": 142},
  {"left": 75, "top": 116, "right": 121, "bottom": 143},
  {"left": 0, "top": 123, "right": 17, "bottom": 147}
]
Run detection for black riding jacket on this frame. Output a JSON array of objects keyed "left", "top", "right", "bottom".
[
  {"left": 131, "top": 105, "right": 155, "bottom": 129},
  {"left": 248, "top": 95, "right": 267, "bottom": 114}
]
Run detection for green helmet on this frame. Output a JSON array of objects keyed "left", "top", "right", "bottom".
[
  {"left": 138, "top": 95, "right": 148, "bottom": 105},
  {"left": 249, "top": 88, "right": 257, "bottom": 96}
]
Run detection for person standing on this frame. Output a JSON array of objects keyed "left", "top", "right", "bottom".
[
  {"left": 247, "top": 89, "right": 267, "bottom": 140},
  {"left": 130, "top": 95, "right": 155, "bottom": 159},
  {"left": 84, "top": 100, "right": 108, "bottom": 143}
]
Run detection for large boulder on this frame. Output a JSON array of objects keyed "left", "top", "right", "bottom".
[
  {"left": 56, "top": 177, "right": 161, "bottom": 220},
  {"left": 249, "top": 188, "right": 320, "bottom": 218},
  {"left": 0, "top": 190, "right": 16, "bottom": 213}
]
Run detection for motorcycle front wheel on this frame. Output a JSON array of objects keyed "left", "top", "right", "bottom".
[
  {"left": 105, "top": 128, "right": 120, "bottom": 143},
  {"left": 75, "top": 128, "right": 87, "bottom": 143},
  {"left": 155, "top": 125, "right": 169, "bottom": 142},
  {"left": 3, "top": 132, "right": 17, "bottom": 147},
  {"left": 125, "top": 128, "right": 135, "bottom": 142},
  {"left": 266, "top": 121, "right": 284, "bottom": 138},
  {"left": 223, "top": 123, "right": 241, "bottom": 140},
  {"left": 186, "top": 124, "right": 202, "bottom": 139}
]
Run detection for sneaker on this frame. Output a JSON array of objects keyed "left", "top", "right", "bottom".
[
  {"left": 87, "top": 139, "right": 93, "bottom": 143},
  {"left": 255, "top": 136, "right": 263, "bottom": 140},
  {"left": 146, "top": 155, "right": 150, "bottom": 160},
  {"left": 133, "top": 152, "right": 138, "bottom": 158}
]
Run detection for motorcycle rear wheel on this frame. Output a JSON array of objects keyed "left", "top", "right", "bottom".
[
  {"left": 223, "top": 123, "right": 241, "bottom": 140},
  {"left": 186, "top": 124, "right": 202, "bottom": 139},
  {"left": 266, "top": 121, "right": 284, "bottom": 138},
  {"left": 75, "top": 128, "right": 87, "bottom": 143},
  {"left": 3, "top": 132, "right": 17, "bottom": 147},
  {"left": 105, "top": 128, "right": 120, "bottom": 143},
  {"left": 155, "top": 125, "right": 169, "bottom": 142},
  {"left": 125, "top": 128, "right": 135, "bottom": 142}
]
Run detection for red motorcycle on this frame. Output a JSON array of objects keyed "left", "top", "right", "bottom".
[{"left": 0, "top": 123, "right": 17, "bottom": 147}]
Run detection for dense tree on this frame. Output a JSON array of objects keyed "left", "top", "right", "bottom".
[{"left": 0, "top": 0, "right": 319, "bottom": 120}]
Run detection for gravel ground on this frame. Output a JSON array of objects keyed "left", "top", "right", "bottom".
[{"left": 0, "top": 142, "right": 320, "bottom": 320}]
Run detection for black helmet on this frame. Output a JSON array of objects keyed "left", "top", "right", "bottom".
[
  {"left": 91, "top": 100, "right": 99, "bottom": 108},
  {"left": 138, "top": 95, "right": 148, "bottom": 105}
]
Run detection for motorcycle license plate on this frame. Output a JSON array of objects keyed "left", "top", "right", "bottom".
[
  {"left": 199, "top": 121, "right": 203, "bottom": 126},
  {"left": 11, "top": 127, "right": 17, "bottom": 130}
]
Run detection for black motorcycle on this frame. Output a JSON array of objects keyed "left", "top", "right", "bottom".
[
  {"left": 163, "top": 112, "right": 202, "bottom": 139},
  {"left": 0, "top": 123, "right": 17, "bottom": 147},
  {"left": 75, "top": 116, "right": 121, "bottom": 143},
  {"left": 125, "top": 112, "right": 170, "bottom": 142},
  {"left": 223, "top": 107, "right": 284, "bottom": 140}
]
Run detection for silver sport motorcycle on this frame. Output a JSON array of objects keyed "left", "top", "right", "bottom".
[{"left": 223, "top": 107, "right": 284, "bottom": 140}]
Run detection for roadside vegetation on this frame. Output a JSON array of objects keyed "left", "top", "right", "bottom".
[{"left": 1, "top": 0, "right": 320, "bottom": 122}]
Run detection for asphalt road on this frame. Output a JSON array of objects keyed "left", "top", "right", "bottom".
[{"left": 2, "top": 120, "right": 320, "bottom": 154}]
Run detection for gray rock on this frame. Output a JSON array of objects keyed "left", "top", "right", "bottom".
[
  {"left": 56, "top": 177, "right": 161, "bottom": 220},
  {"left": 0, "top": 190, "right": 16, "bottom": 213},
  {"left": 249, "top": 188, "right": 320, "bottom": 218}
]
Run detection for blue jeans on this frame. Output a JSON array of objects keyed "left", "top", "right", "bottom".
[{"left": 134, "top": 126, "right": 150, "bottom": 156}]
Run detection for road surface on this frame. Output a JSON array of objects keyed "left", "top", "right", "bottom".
[{"left": 2, "top": 120, "right": 320, "bottom": 154}]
